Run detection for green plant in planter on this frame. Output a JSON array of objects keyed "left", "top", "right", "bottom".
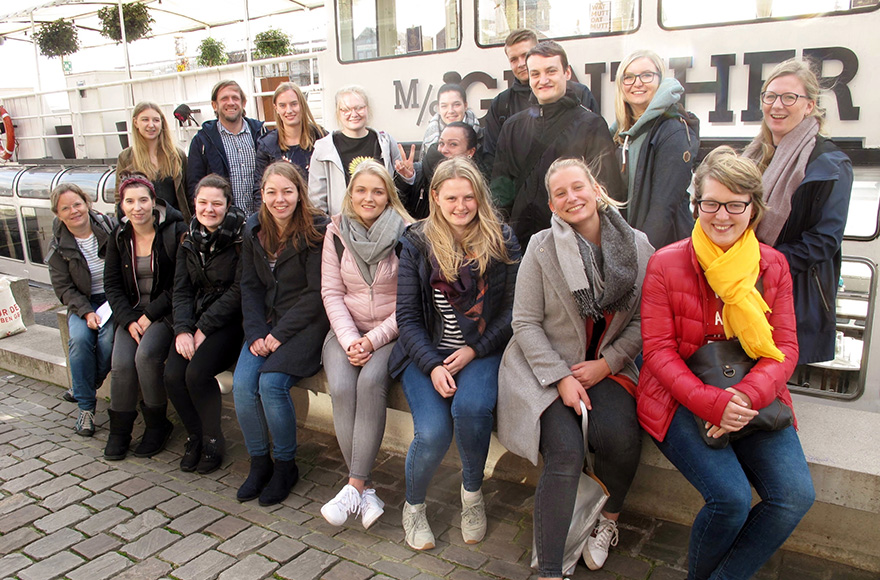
[
  {"left": 34, "top": 19, "right": 80, "bottom": 58},
  {"left": 197, "top": 37, "right": 228, "bottom": 67},
  {"left": 254, "top": 28, "right": 291, "bottom": 60},
  {"left": 97, "top": 3, "right": 154, "bottom": 43}
]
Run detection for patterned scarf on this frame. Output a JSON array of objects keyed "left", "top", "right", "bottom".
[
  {"left": 429, "top": 255, "right": 488, "bottom": 335},
  {"left": 189, "top": 205, "right": 246, "bottom": 264}
]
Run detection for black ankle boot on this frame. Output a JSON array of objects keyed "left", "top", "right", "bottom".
[
  {"left": 197, "top": 435, "right": 224, "bottom": 475},
  {"left": 133, "top": 402, "right": 173, "bottom": 458},
  {"left": 259, "top": 459, "right": 299, "bottom": 506},
  {"left": 180, "top": 434, "right": 202, "bottom": 472},
  {"left": 104, "top": 409, "right": 137, "bottom": 461},
  {"left": 237, "top": 455, "right": 274, "bottom": 502}
]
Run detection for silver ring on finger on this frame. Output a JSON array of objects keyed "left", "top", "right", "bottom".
[{"left": 737, "top": 414, "right": 742, "bottom": 422}]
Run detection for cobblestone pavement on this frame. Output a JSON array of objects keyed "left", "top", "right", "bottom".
[{"left": 0, "top": 374, "right": 873, "bottom": 580}]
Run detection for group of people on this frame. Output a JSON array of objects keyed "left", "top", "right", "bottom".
[{"left": 45, "top": 26, "right": 853, "bottom": 580}]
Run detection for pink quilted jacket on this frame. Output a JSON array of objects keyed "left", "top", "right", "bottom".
[
  {"left": 320, "top": 215, "right": 400, "bottom": 351},
  {"left": 637, "top": 238, "right": 799, "bottom": 441}
]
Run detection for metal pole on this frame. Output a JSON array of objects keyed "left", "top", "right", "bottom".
[
  {"left": 243, "top": 0, "right": 255, "bottom": 116},
  {"left": 118, "top": 0, "right": 135, "bottom": 114},
  {"left": 30, "top": 10, "right": 49, "bottom": 158}
]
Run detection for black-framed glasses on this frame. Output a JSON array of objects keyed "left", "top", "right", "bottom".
[
  {"left": 760, "top": 91, "right": 809, "bottom": 106},
  {"left": 621, "top": 71, "right": 659, "bottom": 86},
  {"left": 696, "top": 199, "right": 752, "bottom": 215}
]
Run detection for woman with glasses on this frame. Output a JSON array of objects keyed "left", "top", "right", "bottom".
[
  {"left": 639, "top": 146, "right": 814, "bottom": 580},
  {"left": 612, "top": 50, "right": 699, "bottom": 249},
  {"left": 743, "top": 58, "right": 853, "bottom": 364},
  {"left": 309, "top": 85, "right": 415, "bottom": 215}
]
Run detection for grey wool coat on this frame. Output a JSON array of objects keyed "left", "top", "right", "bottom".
[{"left": 497, "top": 225, "right": 653, "bottom": 465}]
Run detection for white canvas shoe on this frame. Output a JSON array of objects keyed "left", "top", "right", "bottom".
[
  {"left": 321, "top": 484, "right": 361, "bottom": 526},
  {"left": 361, "top": 488, "right": 385, "bottom": 529},
  {"left": 583, "top": 516, "right": 618, "bottom": 570}
]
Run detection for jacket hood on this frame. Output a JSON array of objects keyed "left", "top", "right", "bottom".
[{"left": 616, "top": 77, "right": 684, "bottom": 138}]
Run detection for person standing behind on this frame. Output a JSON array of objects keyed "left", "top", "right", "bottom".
[
  {"left": 492, "top": 41, "right": 623, "bottom": 248},
  {"left": 253, "top": 82, "right": 327, "bottom": 190},
  {"left": 743, "top": 58, "right": 853, "bottom": 364},
  {"left": 47, "top": 183, "right": 116, "bottom": 437},
  {"left": 234, "top": 162, "right": 330, "bottom": 506},
  {"left": 188, "top": 80, "right": 265, "bottom": 216},
  {"left": 165, "top": 175, "right": 246, "bottom": 475},
  {"left": 612, "top": 50, "right": 699, "bottom": 249},
  {"left": 117, "top": 102, "right": 190, "bottom": 220},
  {"left": 319, "top": 160, "right": 412, "bottom": 529},
  {"left": 309, "top": 86, "right": 415, "bottom": 216},
  {"left": 483, "top": 29, "right": 599, "bottom": 170},
  {"left": 420, "top": 84, "right": 482, "bottom": 161}
]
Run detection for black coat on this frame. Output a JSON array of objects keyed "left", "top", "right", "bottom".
[
  {"left": 104, "top": 201, "right": 186, "bottom": 330},
  {"left": 491, "top": 89, "right": 624, "bottom": 247},
  {"left": 239, "top": 212, "right": 330, "bottom": 377},
  {"left": 172, "top": 207, "right": 246, "bottom": 337},
  {"left": 46, "top": 211, "right": 116, "bottom": 318}
]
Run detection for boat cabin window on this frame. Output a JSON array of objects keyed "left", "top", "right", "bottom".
[
  {"left": 336, "top": 0, "right": 461, "bottom": 62},
  {"left": 57, "top": 167, "right": 108, "bottom": 203},
  {"left": 844, "top": 167, "right": 880, "bottom": 240},
  {"left": 0, "top": 205, "right": 24, "bottom": 262},
  {"left": 660, "top": 0, "right": 880, "bottom": 29},
  {"left": 476, "top": 0, "right": 639, "bottom": 46},
  {"left": 17, "top": 166, "right": 62, "bottom": 200},
  {"left": 21, "top": 207, "right": 55, "bottom": 267},
  {"left": 0, "top": 168, "right": 22, "bottom": 198}
]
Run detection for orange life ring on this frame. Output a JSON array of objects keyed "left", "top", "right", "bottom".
[{"left": 0, "top": 106, "right": 14, "bottom": 161}]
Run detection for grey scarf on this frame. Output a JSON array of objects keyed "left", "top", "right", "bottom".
[
  {"left": 551, "top": 208, "right": 638, "bottom": 321},
  {"left": 743, "top": 116, "right": 819, "bottom": 245},
  {"left": 339, "top": 209, "right": 406, "bottom": 285}
]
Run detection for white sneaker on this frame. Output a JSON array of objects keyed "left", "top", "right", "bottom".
[
  {"left": 402, "top": 501, "right": 435, "bottom": 550},
  {"left": 321, "top": 484, "right": 361, "bottom": 526},
  {"left": 361, "top": 488, "right": 385, "bottom": 529},
  {"left": 460, "top": 486, "right": 487, "bottom": 544},
  {"left": 583, "top": 516, "right": 618, "bottom": 570}
]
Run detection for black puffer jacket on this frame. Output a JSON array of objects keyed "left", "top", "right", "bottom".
[
  {"left": 491, "top": 89, "right": 624, "bottom": 247},
  {"left": 172, "top": 206, "right": 246, "bottom": 337},
  {"left": 240, "top": 212, "right": 330, "bottom": 377},
  {"left": 46, "top": 211, "right": 116, "bottom": 318},
  {"left": 104, "top": 201, "right": 186, "bottom": 330}
]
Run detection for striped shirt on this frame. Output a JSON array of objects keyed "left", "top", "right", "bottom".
[
  {"left": 74, "top": 234, "right": 104, "bottom": 295},
  {"left": 433, "top": 288, "right": 466, "bottom": 350},
  {"left": 218, "top": 121, "right": 258, "bottom": 216}
]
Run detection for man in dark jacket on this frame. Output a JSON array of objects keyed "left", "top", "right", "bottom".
[
  {"left": 482, "top": 29, "right": 599, "bottom": 171},
  {"left": 187, "top": 80, "right": 265, "bottom": 216},
  {"left": 491, "top": 41, "right": 624, "bottom": 248}
]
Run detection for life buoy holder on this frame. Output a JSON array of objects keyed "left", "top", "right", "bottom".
[{"left": 0, "top": 106, "right": 14, "bottom": 161}]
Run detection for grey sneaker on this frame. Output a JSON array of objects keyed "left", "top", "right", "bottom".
[
  {"left": 583, "top": 516, "right": 618, "bottom": 570},
  {"left": 62, "top": 388, "right": 76, "bottom": 403},
  {"left": 402, "top": 501, "right": 435, "bottom": 550},
  {"left": 460, "top": 486, "right": 487, "bottom": 544},
  {"left": 75, "top": 409, "right": 95, "bottom": 437}
]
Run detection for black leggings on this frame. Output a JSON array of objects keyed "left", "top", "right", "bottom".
[
  {"left": 535, "top": 379, "right": 642, "bottom": 578},
  {"left": 165, "top": 324, "right": 243, "bottom": 439}
]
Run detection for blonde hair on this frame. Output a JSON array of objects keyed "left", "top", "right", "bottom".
[
  {"left": 259, "top": 162, "right": 324, "bottom": 256},
  {"left": 613, "top": 50, "right": 665, "bottom": 145},
  {"left": 425, "top": 157, "right": 514, "bottom": 281},
  {"left": 335, "top": 85, "right": 371, "bottom": 127},
  {"left": 341, "top": 160, "right": 413, "bottom": 226},
  {"left": 545, "top": 157, "right": 624, "bottom": 211},
  {"left": 273, "top": 82, "right": 325, "bottom": 152},
  {"left": 127, "top": 102, "right": 182, "bottom": 181},
  {"left": 753, "top": 58, "right": 826, "bottom": 172},
  {"left": 694, "top": 146, "right": 767, "bottom": 226}
]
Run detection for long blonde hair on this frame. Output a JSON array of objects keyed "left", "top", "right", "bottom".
[
  {"left": 613, "top": 50, "right": 665, "bottom": 145},
  {"left": 258, "top": 161, "right": 324, "bottom": 256},
  {"left": 273, "top": 82, "right": 325, "bottom": 152},
  {"left": 425, "top": 157, "right": 514, "bottom": 281},
  {"left": 752, "top": 58, "right": 826, "bottom": 172},
  {"left": 127, "top": 102, "right": 182, "bottom": 181},
  {"left": 545, "top": 157, "right": 624, "bottom": 211},
  {"left": 341, "top": 159, "right": 413, "bottom": 226}
]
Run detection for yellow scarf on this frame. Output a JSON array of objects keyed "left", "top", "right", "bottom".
[{"left": 691, "top": 220, "right": 785, "bottom": 362}]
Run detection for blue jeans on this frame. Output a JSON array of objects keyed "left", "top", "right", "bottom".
[
  {"left": 654, "top": 404, "right": 815, "bottom": 580},
  {"left": 401, "top": 353, "right": 501, "bottom": 504},
  {"left": 67, "top": 296, "right": 114, "bottom": 411},
  {"left": 232, "top": 344, "right": 301, "bottom": 461}
]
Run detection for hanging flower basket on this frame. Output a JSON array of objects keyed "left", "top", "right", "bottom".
[
  {"left": 97, "top": 3, "right": 154, "bottom": 44},
  {"left": 34, "top": 19, "right": 80, "bottom": 58},
  {"left": 254, "top": 28, "right": 291, "bottom": 60},
  {"left": 197, "top": 37, "right": 228, "bottom": 67}
]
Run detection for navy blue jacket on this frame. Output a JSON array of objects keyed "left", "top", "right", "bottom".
[
  {"left": 239, "top": 212, "right": 330, "bottom": 377},
  {"left": 389, "top": 221, "right": 521, "bottom": 378},
  {"left": 252, "top": 126, "right": 325, "bottom": 200},
  {"left": 186, "top": 117, "right": 265, "bottom": 201},
  {"left": 774, "top": 136, "right": 852, "bottom": 364}
]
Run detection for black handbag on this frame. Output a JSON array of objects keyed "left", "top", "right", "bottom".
[{"left": 685, "top": 340, "right": 794, "bottom": 449}]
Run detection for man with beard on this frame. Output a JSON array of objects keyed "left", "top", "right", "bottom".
[{"left": 187, "top": 80, "right": 265, "bottom": 215}]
